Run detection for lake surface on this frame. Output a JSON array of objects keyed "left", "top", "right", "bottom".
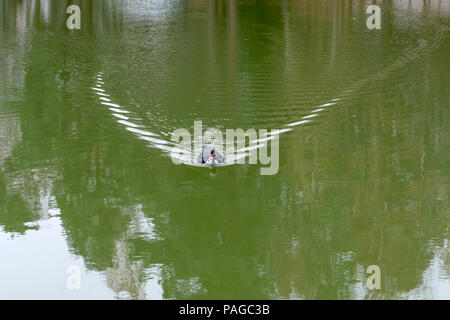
[{"left": 0, "top": 0, "right": 449, "bottom": 299}]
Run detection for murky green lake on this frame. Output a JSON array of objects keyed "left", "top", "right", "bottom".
[{"left": 0, "top": 0, "right": 449, "bottom": 299}]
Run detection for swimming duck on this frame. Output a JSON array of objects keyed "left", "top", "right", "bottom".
[{"left": 197, "top": 145, "right": 224, "bottom": 165}]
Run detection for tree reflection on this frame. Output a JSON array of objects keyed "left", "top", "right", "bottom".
[{"left": 0, "top": 0, "right": 448, "bottom": 299}]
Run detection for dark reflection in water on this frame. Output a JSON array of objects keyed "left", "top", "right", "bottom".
[{"left": 0, "top": 0, "right": 449, "bottom": 299}]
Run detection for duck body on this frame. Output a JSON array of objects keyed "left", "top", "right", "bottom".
[{"left": 197, "top": 146, "right": 224, "bottom": 165}]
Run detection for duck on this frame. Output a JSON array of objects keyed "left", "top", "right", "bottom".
[{"left": 197, "top": 145, "right": 224, "bottom": 165}]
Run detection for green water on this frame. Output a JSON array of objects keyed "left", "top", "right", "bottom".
[{"left": 0, "top": 0, "right": 449, "bottom": 299}]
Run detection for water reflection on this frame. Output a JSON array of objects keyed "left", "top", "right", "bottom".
[{"left": 0, "top": 0, "right": 449, "bottom": 299}]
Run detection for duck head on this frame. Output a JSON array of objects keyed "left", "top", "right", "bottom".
[{"left": 206, "top": 149, "right": 216, "bottom": 164}]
